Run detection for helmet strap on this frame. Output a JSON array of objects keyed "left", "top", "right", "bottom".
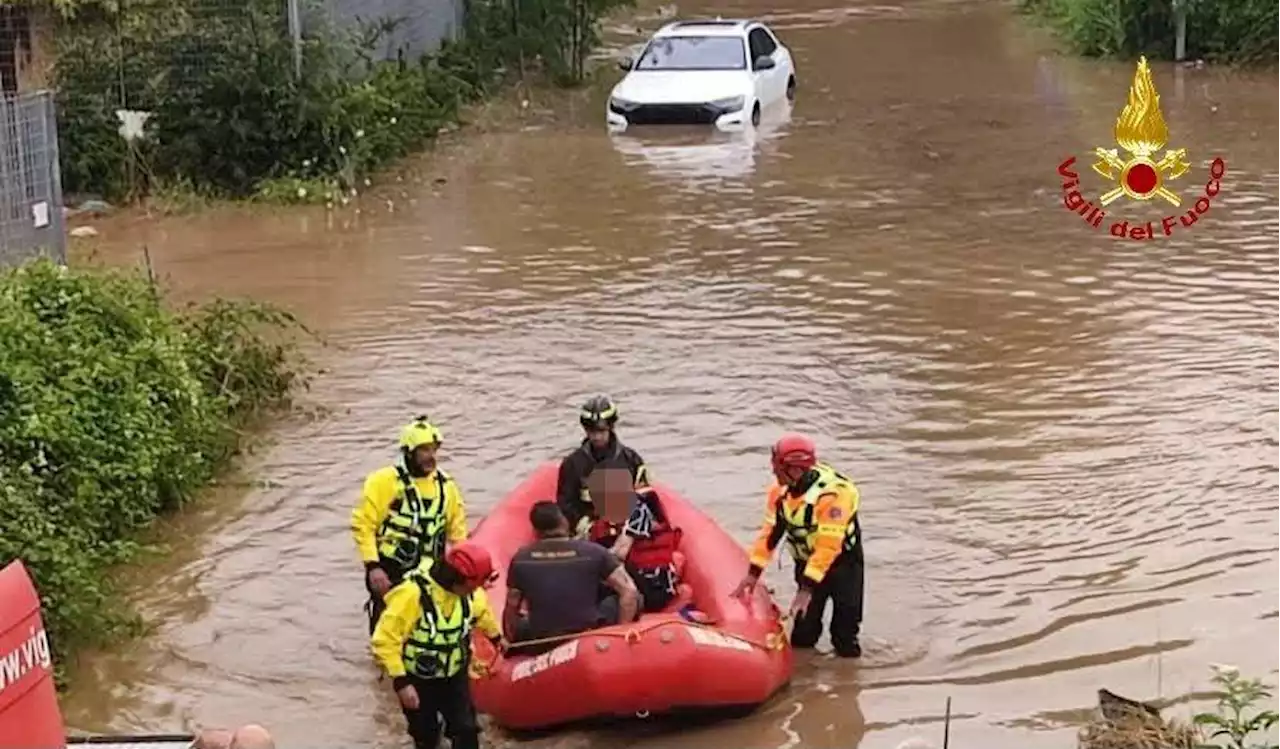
[
  {"left": 433, "top": 559, "right": 463, "bottom": 589},
  {"left": 788, "top": 467, "right": 819, "bottom": 495}
]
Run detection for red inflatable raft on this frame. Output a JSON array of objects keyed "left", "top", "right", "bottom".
[
  {"left": 0, "top": 560, "right": 65, "bottom": 749},
  {"left": 467, "top": 461, "right": 793, "bottom": 730},
  {"left": 0, "top": 560, "right": 222, "bottom": 748}
]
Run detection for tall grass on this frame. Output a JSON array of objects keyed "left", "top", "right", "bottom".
[{"left": 1018, "top": 0, "right": 1277, "bottom": 65}]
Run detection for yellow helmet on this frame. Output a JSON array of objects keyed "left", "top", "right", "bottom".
[{"left": 399, "top": 416, "right": 443, "bottom": 451}]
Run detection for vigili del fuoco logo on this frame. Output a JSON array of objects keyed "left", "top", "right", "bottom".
[{"left": 1057, "top": 56, "right": 1226, "bottom": 241}]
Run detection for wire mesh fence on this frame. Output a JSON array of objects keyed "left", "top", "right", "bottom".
[
  {"left": 0, "top": 90, "right": 65, "bottom": 268},
  {"left": 52, "top": 0, "right": 469, "bottom": 198},
  {"left": 58, "top": 0, "right": 464, "bottom": 117},
  {"left": 56, "top": 0, "right": 296, "bottom": 114}
]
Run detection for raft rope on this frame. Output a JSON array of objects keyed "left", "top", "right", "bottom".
[
  {"left": 471, "top": 615, "right": 789, "bottom": 679},
  {"left": 66, "top": 735, "right": 196, "bottom": 745}
]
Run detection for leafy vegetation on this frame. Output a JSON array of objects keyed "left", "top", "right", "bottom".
[
  {"left": 1077, "top": 667, "right": 1278, "bottom": 749},
  {"left": 1017, "top": 0, "right": 1277, "bottom": 65},
  {"left": 53, "top": 0, "right": 633, "bottom": 204},
  {"left": 0, "top": 259, "right": 308, "bottom": 682},
  {"left": 1194, "top": 666, "right": 1279, "bottom": 749}
]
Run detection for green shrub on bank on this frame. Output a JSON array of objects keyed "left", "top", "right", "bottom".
[
  {"left": 1018, "top": 0, "right": 1277, "bottom": 65},
  {"left": 1194, "top": 665, "right": 1279, "bottom": 749},
  {"left": 0, "top": 259, "right": 307, "bottom": 680},
  {"left": 54, "top": 0, "right": 633, "bottom": 203}
]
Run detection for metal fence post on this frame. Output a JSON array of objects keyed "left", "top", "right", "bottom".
[
  {"left": 287, "top": 0, "right": 303, "bottom": 78},
  {"left": 1173, "top": 0, "right": 1187, "bottom": 61},
  {"left": 43, "top": 92, "right": 66, "bottom": 266},
  {"left": 0, "top": 95, "right": 15, "bottom": 263}
]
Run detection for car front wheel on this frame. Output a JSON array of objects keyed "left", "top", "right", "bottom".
[
  {"left": 786, "top": 76, "right": 796, "bottom": 101},
  {"left": 751, "top": 102, "right": 761, "bottom": 126}
]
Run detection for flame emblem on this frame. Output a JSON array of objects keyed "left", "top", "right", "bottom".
[{"left": 1091, "top": 57, "right": 1191, "bottom": 206}]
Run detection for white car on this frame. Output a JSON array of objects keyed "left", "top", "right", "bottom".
[{"left": 606, "top": 19, "right": 797, "bottom": 132}]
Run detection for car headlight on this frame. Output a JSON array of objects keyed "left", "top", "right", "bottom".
[
  {"left": 609, "top": 97, "right": 640, "bottom": 113},
  {"left": 709, "top": 96, "right": 745, "bottom": 112}
]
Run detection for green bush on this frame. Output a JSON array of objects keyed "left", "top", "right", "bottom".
[
  {"left": 1194, "top": 665, "right": 1279, "bottom": 749},
  {"left": 1018, "top": 0, "right": 1278, "bottom": 65},
  {"left": 0, "top": 259, "right": 307, "bottom": 680},
  {"left": 53, "top": 0, "right": 634, "bottom": 203}
]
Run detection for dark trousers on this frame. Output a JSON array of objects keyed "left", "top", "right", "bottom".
[
  {"left": 401, "top": 673, "right": 479, "bottom": 749},
  {"left": 626, "top": 561, "right": 676, "bottom": 612},
  {"left": 511, "top": 596, "right": 623, "bottom": 654},
  {"left": 791, "top": 547, "right": 864, "bottom": 657},
  {"left": 365, "top": 560, "right": 406, "bottom": 635}
]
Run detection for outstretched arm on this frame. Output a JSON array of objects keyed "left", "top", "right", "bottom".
[{"left": 746, "top": 485, "right": 785, "bottom": 576}]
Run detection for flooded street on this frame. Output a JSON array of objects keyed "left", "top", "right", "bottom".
[{"left": 58, "top": 0, "right": 1278, "bottom": 746}]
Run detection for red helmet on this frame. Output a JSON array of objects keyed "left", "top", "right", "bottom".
[
  {"left": 444, "top": 543, "right": 496, "bottom": 586},
  {"left": 772, "top": 433, "right": 818, "bottom": 475}
]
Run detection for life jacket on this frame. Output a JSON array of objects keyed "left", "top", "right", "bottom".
[
  {"left": 376, "top": 462, "right": 450, "bottom": 572},
  {"left": 401, "top": 570, "right": 476, "bottom": 680},
  {"left": 587, "top": 494, "right": 681, "bottom": 570},
  {"left": 776, "top": 463, "right": 859, "bottom": 562},
  {"left": 627, "top": 525, "right": 682, "bottom": 569}
]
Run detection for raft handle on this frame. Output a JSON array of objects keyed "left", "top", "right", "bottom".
[{"left": 636, "top": 710, "right": 651, "bottom": 719}]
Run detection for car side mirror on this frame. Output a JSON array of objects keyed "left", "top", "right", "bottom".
[
  {"left": 753, "top": 55, "right": 776, "bottom": 71},
  {"left": 617, "top": 56, "right": 633, "bottom": 72}
]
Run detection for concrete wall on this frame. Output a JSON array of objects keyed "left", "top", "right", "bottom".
[{"left": 308, "top": 0, "right": 464, "bottom": 62}]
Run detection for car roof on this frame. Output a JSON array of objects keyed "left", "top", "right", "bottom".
[{"left": 653, "top": 18, "right": 763, "bottom": 37}]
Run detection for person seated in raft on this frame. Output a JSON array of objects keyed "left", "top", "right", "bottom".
[
  {"left": 504, "top": 501, "right": 640, "bottom": 649},
  {"left": 557, "top": 394, "right": 651, "bottom": 537},
  {"left": 583, "top": 462, "right": 685, "bottom": 613}
]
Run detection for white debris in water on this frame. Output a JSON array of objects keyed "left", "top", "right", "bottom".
[
  {"left": 895, "top": 738, "right": 937, "bottom": 749},
  {"left": 775, "top": 701, "right": 804, "bottom": 749},
  {"left": 69, "top": 226, "right": 99, "bottom": 238}
]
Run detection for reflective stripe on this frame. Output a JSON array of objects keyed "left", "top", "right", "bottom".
[
  {"left": 377, "top": 462, "right": 449, "bottom": 570},
  {"left": 402, "top": 572, "right": 475, "bottom": 679},
  {"left": 778, "top": 464, "right": 858, "bottom": 562}
]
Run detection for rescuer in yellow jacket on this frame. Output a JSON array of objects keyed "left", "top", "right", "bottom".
[
  {"left": 352, "top": 416, "right": 469, "bottom": 633},
  {"left": 732, "top": 433, "right": 865, "bottom": 658},
  {"left": 371, "top": 543, "right": 504, "bottom": 749}
]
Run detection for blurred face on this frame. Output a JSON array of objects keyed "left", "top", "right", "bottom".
[
  {"left": 412, "top": 442, "right": 440, "bottom": 472},
  {"left": 774, "top": 461, "right": 807, "bottom": 486},
  {"left": 451, "top": 579, "right": 481, "bottom": 596},
  {"left": 587, "top": 467, "right": 635, "bottom": 524},
  {"left": 584, "top": 424, "right": 611, "bottom": 450},
  {"left": 451, "top": 568, "right": 498, "bottom": 595}
]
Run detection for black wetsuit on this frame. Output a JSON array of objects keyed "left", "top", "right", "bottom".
[{"left": 554, "top": 436, "right": 647, "bottom": 531}]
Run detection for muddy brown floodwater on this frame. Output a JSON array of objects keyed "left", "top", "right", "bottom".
[{"left": 58, "top": 0, "right": 1278, "bottom": 746}]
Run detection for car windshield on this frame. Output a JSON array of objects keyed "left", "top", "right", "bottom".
[{"left": 634, "top": 36, "right": 747, "bottom": 71}]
